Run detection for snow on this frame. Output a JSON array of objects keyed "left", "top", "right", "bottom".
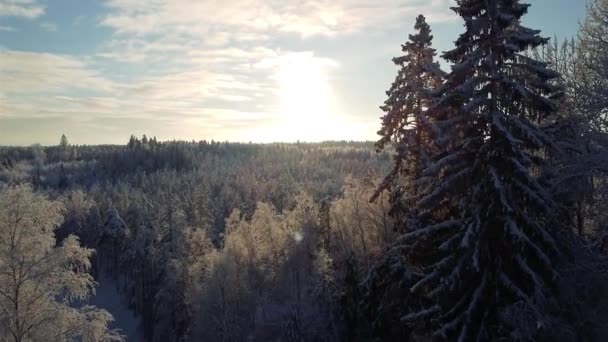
[
  {"left": 401, "top": 305, "right": 440, "bottom": 323},
  {"left": 89, "top": 272, "right": 144, "bottom": 341},
  {"left": 401, "top": 219, "right": 461, "bottom": 241}
]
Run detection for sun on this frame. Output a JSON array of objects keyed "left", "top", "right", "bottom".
[{"left": 275, "top": 53, "right": 337, "bottom": 141}]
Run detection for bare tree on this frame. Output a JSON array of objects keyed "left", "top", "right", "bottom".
[{"left": 0, "top": 186, "right": 122, "bottom": 342}]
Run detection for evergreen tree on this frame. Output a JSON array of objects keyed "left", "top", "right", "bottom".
[
  {"left": 374, "top": 14, "right": 445, "bottom": 211},
  {"left": 59, "top": 134, "right": 69, "bottom": 149},
  {"left": 363, "top": 15, "right": 444, "bottom": 340},
  {"left": 398, "top": 1, "right": 565, "bottom": 340},
  {"left": 128, "top": 134, "right": 138, "bottom": 149}
]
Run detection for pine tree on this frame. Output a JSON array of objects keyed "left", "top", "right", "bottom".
[
  {"left": 59, "top": 134, "right": 69, "bottom": 149},
  {"left": 128, "top": 134, "right": 138, "bottom": 149},
  {"left": 362, "top": 15, "right": 444, "bottom": 340},
  {"left": 399, "top": 1, "right": 565, "bottom": 340},
  {"left": 374, "top": 14, "right": 445, "bottom": 211}
]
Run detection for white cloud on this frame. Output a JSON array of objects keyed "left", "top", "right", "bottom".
[
  {"left": 95, "top": 0, "right": 457, "bottom": 83},
  {"left": 0, "top": 0, "right": 45, "bottom": 18},
  {"left": 2, "top": 0, "right": 455, "bottom": 143},
  {"left": 100, "top": 0, "right": 456, "bottom": 39},
  {"left": 0, "top": 25, "right": 16, "bottom": 31},
  {"left": 0, "top": 48, "right": 334, "bottom": 139},
  {"left": 73, "top": 15, "right": 86, "bottom": 26},
  {"left": 39, "top": 21, "right": 57, "bottom": 32},
  {"left": 0, "top": 50, "right": 117, "bottom": 94}
]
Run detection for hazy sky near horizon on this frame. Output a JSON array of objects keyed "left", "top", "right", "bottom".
[{"left": 0, "top": 0, "right": 586, "bottom": 145}]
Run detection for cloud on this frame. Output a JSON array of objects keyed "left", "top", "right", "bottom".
[
  {"left": 94, "top": 0, "right": 458, "bottom": 97},
  {"left": 3, "top": 0, "right": 454, "bottom": 143},
  {"left": 73, "top": 15, "right": 86, "bottom": 26},
  {"left": 0, "top": 48, "right": 337, "bottom": 141},
  {"left": 100, "top": 0, "right": 456, "bottom": 40},
  {"left": 0, "top": 0, "right": 45, "bottom": 18},
  {"left": 0, "top": 25, "right": 16, "bottom": 31},
  {"left": 39, "top": 22, "right": 57, "bottom": 32},
  {"left": 0, "top": 50, "right": 117, "bottom": 94}
]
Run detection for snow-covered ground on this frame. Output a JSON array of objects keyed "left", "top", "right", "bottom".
[{"left": 89, "top": 273, "right": 144, "bottom": 341}]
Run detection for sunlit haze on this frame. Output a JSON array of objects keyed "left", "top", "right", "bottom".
[{"left": 0, "top": 0, "right": 585, "bottom": 145}]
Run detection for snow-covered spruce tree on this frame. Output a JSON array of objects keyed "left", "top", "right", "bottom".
[
  {"left": 362, "top": 15, "right": 444, "bottom": 339},
  {"left": 398, "top": 1, "right": 567, "bottom": 340},
  {"left": 373, "top": 14, "right": 445, "bottom": 214}
]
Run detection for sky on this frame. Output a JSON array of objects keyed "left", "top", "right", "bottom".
[{"left": 0, "top": 0, "right": 587, "bottom": 145}]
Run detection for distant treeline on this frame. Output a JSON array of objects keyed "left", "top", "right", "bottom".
[{"left": 0, "top": 138, "right": 389, "bottom": 233}]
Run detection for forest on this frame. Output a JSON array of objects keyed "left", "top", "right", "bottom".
[{"left": 2, "top": 0, "right": 608, "bottom": 341}]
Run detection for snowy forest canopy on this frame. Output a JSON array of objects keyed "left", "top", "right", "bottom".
[{"left": 3, "top": 0, "right": 608, "bottom": 341}]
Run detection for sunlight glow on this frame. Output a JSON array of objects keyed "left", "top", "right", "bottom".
[
  {"left": 293, "top": 231, "right": 304, "bottom": 243},
  {"left": 241, "top": 52, "right": 375, "bottom": 143},
  {"left": 274, "top": 52, "right": 338, "bottom": 141}
]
